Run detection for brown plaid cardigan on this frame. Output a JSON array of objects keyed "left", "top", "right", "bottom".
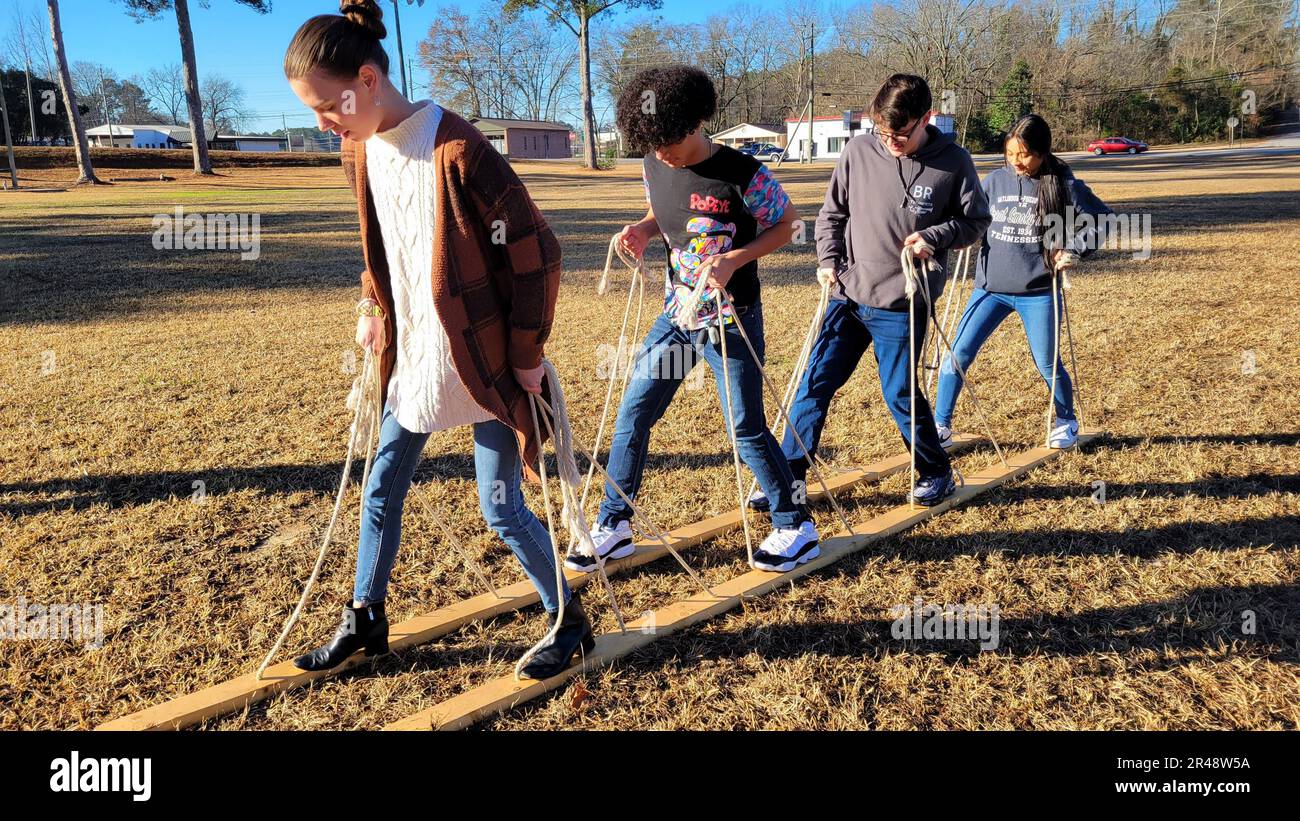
[{"left": 341, "top": 107, "right": 562, "bottom": 481}]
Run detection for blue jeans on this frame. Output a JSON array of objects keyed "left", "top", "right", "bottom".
[
  {"left": 782, "top": 298, "right": 951, "bottom": 480},
  {"left": 934, "top": 287, "right": 1075, "bottom": 428},
  {"left": 353, "top": 410, "right": 569, "bottom": 613},
  {"left": 597, "top": 302, "right": 810, "bottom": 531}
]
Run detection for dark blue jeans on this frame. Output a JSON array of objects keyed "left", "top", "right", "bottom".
[
  {"left": 934, "top": 287, "right": 1075, "bottom": 427},
  {"left": 353, "top": 411, "right": 569, "bottom": 613},
  {"left": 781, "top": 298, "right": 951, "bottom": 480},
  {"left": 597, "top": 302, "right": 810, "bottom": 531}
]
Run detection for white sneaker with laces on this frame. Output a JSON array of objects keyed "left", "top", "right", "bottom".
[
  {"left": 1048, "top": 418, "right": 1080, "bottom": 449},
  {"left": 564, "top": 519, "right": 635, "bottom": 573},
  {"left": 935, "top": 424, "right": 954, "bottom": 450},
  {"left": 751, "top": 520, "right": 820, "bottom": 573}
]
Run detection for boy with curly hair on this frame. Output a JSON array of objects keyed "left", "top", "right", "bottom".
[{"left": 566, "top": 64, "right": 819, "bottom": 575}]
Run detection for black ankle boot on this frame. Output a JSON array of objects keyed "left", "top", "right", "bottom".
[
  {"left": 519, "top": 592, "right": 596, "bottom": 680},
  {"left": 292, "top": 601, "right": 389, "bottom": 672}
]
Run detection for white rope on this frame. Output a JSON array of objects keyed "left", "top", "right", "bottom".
[
  {"left": 672, "top": 268, "right": 713, "bottom": 331},
  {"left": 536, "top": 359, "right": 626, "bottom": 631},
  {"left": 259, "top": 336, "right": 524, "bottom": 676},
  {"left": 256, "top": 347, "right": 382, "bottom": 680},
  {"left": 926, "top": 246, "right": 972, "bottom": 396},
  {"left": 1060, "top": 269, "right": 1088, "bottom": 430},
  {"left": 533, "top": 393, "right": 717, "bottom": 600},
  {"left": 1048, "top": 265, "right": 1061, "bottom": 445},
  {"left": 410, "top": 493, "right": 501, "bottom": 599},
  {"left": 1047, "top": 259, "right": 1089, "bottom": 441},
  {"left": 515, "top": 361, "right": 630, "bottom": 683},
  {"left": 713, "top": 300, "right": 758, "bottom": 565},
  {"left": 905, "top": 249, "right": 921, "bottom": 509},
  {"left": 571, "top": 236, "right": 646, "bottom": 558},
  {"left": 900, "top": 247, "right": 1008, "bottom": 507},
  {"left": 744, "top": 276, "right": 838, "bottom": 506},
  {"left": 515, "top": 390, "right": 570, "bottom": 680},
  {"left": 715, "top": 288, "right": 856, "bottom": 537}
]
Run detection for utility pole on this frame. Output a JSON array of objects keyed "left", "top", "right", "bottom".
[
  {"left": 800, "top": 21, "right": 811, "bottom": 163},
  {"left": 1, "top": 73, "right": 19, "bottom": 189},
  {"left": 99, "top": 71, "right": 115, "bottom": 148},
  {"left": 391, "top": 0, "right": 408, "bottom": 98},
  {"left": 25, "top": 61, "right": 38, "bottom": 144}
]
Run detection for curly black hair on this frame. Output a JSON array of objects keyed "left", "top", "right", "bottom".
[{"left": 615, "top": 65, "right": 717, "bottom": 152}]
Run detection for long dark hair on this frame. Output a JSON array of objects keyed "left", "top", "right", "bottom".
[
  {"left": 283, "top": 0, "right": 389, "bottom": 81},
  {"left": 1006, "top": 114, "right": 1073, "bottom": 270}
]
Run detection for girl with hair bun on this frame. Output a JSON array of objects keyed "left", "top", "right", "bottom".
[{"left": 282, "top": 0, "right": 590, "bottom": 680}]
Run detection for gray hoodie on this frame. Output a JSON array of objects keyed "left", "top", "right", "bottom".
[
  {"left": 977, "top": 164, "right": 1113, "bottom": 293},
  {"left": 815, "top": 125, "right": 991, "bottom": 310}
]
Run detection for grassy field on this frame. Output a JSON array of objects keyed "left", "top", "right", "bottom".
[{"left": 1, "top": 147, "right": 1297, "bottom": 730}]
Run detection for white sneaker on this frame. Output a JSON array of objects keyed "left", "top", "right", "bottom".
[
  {"left": 564, "top": 519, "right": 635, "bottom": 573},
  {"left": 751, "top": 520, "right": 820, "bottom": 572},
  {"left": 935, "top": 424, "right": 954, "bottom": 450},
  {"left": 1048, "top": 418, "right": 1079, "bottom": 449}
]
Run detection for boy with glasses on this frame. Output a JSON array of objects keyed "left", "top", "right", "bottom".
[{"left": 753, "top": 73, "right": 991, "bottom": 508}]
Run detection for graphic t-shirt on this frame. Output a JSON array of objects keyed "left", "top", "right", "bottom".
[{"left": 643, "top": 145, "right": 791, "bottom": 326}]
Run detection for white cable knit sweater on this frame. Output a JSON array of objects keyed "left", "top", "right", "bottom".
[{"left": 365, "top": 100, "right": 494, "bottom": 433}]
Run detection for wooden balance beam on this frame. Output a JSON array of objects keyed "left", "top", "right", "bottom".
[
  {"left": 383, "top": 430, "right": 1099, "bottom": 731},
  {"left": 95, "top": 434, "right": 983, "bottom": 731}
]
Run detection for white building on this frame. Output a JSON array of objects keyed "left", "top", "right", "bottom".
[
  {"left": 710, "top": 122, "right": 787, "bottom": 149},
  {"left": 785, "top": 111, "right": 958, "bottom": 160},
  {"left": 211, "top": 134, "right": 288, "bottom": 152},
  {"left": 85, "top": 123, "right": 191, "bottom": 148},
  {"left": 84, "top": 123, "right": 289, "bottom": 152}
]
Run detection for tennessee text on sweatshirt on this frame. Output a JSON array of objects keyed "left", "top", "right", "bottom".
[{"left": 977, "top": 164, "right": 1114, "bottom": 293}]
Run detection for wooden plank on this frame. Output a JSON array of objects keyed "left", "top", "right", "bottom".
[
  {"left": 383, "top": 430, "right": 1099, "bottom": 731},
  {"left": 94, "top": 436, "right": 982, "bottom": 731}
]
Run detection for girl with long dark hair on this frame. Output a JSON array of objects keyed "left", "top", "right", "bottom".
[{"left": 934, "top": 114, "right": 1112, "bottom": 449}]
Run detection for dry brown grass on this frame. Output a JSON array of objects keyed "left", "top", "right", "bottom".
[{"left": 1, "top": 149, "right": 1297, "bottom": 730}]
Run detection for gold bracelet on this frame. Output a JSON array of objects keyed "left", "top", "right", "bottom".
[{"left": 355, "top": 298, "right": 384, "bottom": 318}]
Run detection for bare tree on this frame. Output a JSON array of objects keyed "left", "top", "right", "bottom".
[
  {"left": 513, "top": 16, "right": 577, "bottom": 121},
  {"left": 421, "top": 9, "right": 516, "bottom": 117},
  {"left": 116, "top": 0, "right": 271, "bottom": 175},
  {"left": 200, "top": 74, "right": 246, "bottom": 140},
  {"left": 5, "top": 3, "right": 57, "bottom": 141},
  {"left": 504, "top": 0, "right": 663, "bottom": 169},
  {"left": 45, "top": 0, "right": 100, "bottom": 184},
  {"left": 141, "top": 63, "right": 186, "bottom": 124}
]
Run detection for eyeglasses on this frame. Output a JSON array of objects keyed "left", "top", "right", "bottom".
[{"left": 875, "top": 120, "right": 921, "bottom": 147}]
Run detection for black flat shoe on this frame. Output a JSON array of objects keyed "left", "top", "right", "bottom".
[
  {"left": 519, "top": 591, "right": 595, "bottom": 680},
  {"left": 292, "top": 601, "right": 389, "bottom": 672}
]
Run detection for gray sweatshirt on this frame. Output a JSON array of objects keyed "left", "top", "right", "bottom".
[{"left": 815, "top": 125, "right": 991, "bottom": 310}]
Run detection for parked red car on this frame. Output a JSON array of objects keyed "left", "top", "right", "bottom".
[{"left": 1087, "top": 136, "right": 1149, "bottom": 155}]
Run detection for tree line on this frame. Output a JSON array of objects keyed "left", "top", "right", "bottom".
[
  {"left": 428, "top": 0, "right": 1298, "bottom": 153},
  {"left": 2, "top": 0, "right": 1296, "bottom": 188}
]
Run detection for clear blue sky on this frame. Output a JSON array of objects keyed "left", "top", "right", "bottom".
[{"left": 27, "top": 0, "right": 728, "bottom": 131}]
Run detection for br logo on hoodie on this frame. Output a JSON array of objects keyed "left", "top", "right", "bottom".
[{"left": 908, "top": 184, "right": 935, "bottom": 216}]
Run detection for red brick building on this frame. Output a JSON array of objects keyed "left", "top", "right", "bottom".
[{"left": 469, "top": 117, "right": 571, "bottom": 159}]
